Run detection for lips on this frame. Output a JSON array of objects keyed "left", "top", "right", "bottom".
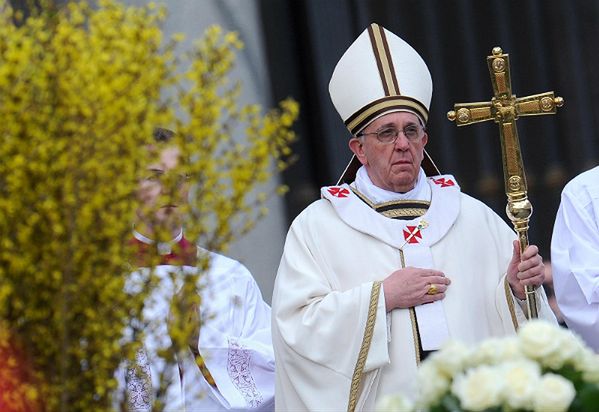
[{"left": 393, "top": 160, "right": 412, "bottom": 166}]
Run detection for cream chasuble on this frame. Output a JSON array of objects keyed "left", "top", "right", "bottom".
[{"left": 272, "top": 174, "right": 556, "bottom": 411}]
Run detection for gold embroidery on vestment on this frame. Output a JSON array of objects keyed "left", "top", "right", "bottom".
[
  {"left": 409, "top": 308, "right": 421, "bottom": 365},
  {"left": 381, "top": 208, "right": 427, "bottom": 219},
  {"left": 504, "top": 276, "right": 520, "bottom": 331},
  {"left": 347, "top": 281, "right": 382, "bottom": 412},
  {"left": 351, "top": 188, "right": 430, "bottom": 220}
]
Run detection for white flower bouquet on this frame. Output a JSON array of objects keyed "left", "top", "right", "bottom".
[{"left": 378, "top": 320, "right": 599, "bottom": 412}]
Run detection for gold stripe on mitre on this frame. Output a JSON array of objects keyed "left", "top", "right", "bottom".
[
  {"left": 368, "top": 23, "right": 400, "bottom": 96},
  {"left": 345, "top": 96, "right": 429, "bottom": 135}
]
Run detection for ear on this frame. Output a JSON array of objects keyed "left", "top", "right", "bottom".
[
  {"left": 422, "top": 131, "right": 428, "bottom": 147},
  {"left": 349, "top": 137, "right": 368, "bottom": 166}
]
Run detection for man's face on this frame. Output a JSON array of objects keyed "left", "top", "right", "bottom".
[
  {"left": 349, "top": 111, "right": 428, "bottom": 193},
  {"left": 136, "top": 145, "right": 188, "bottom": 231}
]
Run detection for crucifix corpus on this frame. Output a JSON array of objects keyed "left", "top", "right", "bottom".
[{"left": 447, "top": 47, "right": 564, "bottom": 319}]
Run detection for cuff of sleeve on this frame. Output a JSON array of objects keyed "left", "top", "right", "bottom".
[
  {"left": 512, "top": 287, "right": 552, "bottom": 323},
  {"left": 197, "top": 329, "right": 246, "bottom": 408}
]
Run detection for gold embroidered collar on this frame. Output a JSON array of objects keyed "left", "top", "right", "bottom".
[{"left": 351, "top": 188, "right": 430, "bottom": 220}]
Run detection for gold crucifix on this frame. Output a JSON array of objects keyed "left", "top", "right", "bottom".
[{"left": 447, "top": 47, "right": 564, "bottom": 319}]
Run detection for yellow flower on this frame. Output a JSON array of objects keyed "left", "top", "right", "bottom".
[{"left": 0, "top": 0, "right": 297, "bottom": 409}]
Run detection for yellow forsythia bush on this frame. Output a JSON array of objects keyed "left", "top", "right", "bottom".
[{"left": 0, "top": 1, "right": 298, "bottom": 410}]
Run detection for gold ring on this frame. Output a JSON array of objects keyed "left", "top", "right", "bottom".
[{"left": 427, "top": 284, "right": 438, "bottom": 295}]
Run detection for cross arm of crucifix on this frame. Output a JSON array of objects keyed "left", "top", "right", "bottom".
[
  {"left": 447, "top": 90, "right": 563, "bottom": 125},
  {"left": 448, "top": 47, "right": 563, "bottom": 127},
  {"left": 446, "top": 47, "right": 564, "bottom": 197},
  {"left": 446, "top": 47, "right": 564, "bottom": 319}
]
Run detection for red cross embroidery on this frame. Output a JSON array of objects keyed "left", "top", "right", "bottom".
[
  {"left": 327, "top": 187, "right": 350, "bottom": 198},
  {"left": 432, "top": 177, "right": 455, "bottom": 187},
  {"left": 403, "top": 226, "right": 423, "bottom": 244}
]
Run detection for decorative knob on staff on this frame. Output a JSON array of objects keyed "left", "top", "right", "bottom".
[{"left": 447, "top": 47, "right": 564, "bottom": 319}]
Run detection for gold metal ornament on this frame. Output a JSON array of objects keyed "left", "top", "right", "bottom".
[
  {"left": 447, "top": 47, "right": 565, "bottom": 319},
  {"left": 427, "top": 284, "right": 439, "bottom": 296}
]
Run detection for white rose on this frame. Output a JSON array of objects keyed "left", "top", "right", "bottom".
[
  {"left": 578, "top": 350, "right": 599, "bottom": 384},
  {"left": 519, "top": 320, "right": 564, "bottom": 366},
  {"left": 546, "top": 329, "right": 587, "bottom": 369},
  {"left": 532, "top": 373, "right": 576, "bottom": 412},
  {"left": 376, "top": 394, "right": 414, "bottom": 412},
  {"left": 469, "top": 337, "right": 524, "bottom": 366},
  {"left": 428, "top": 340, "right": 470, "bottom": 378},
  {"left": 501, "top": 359, "right": 541, "bottom": 410},
  {"left": 468, "top": 338, "right": 503, "bottom": 366},
  {"left": 417, "top": 360, "right": 450, "bottom": 407},
  {"left": 451, "top": 365, "right": 503, "bottom": 411}
]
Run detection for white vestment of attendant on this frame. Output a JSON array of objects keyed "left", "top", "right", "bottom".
[
  {"left": 118, "top": 250, "right": 275, "bottom": 411},
  {"left": 551, "top": 165, "right": 599, "bottom": 352},
  {"left": 272, "top": 170, "right": 555, "bottom": 411}
]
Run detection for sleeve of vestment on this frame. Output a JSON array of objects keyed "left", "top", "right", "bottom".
[
  {"left": 195, "top": 261, "right": 275, "bottom": 410},
  {"left": 551, "top": 181, "right": 599, "bottom": 351},
  {"left": 498, "top": 273, "right": 556, "bottom": 327},
  {"left": 118, "top": 268, "right": 186, "bottom": 411},
  {"left": 271, "top": 210, "right": 389, "bottom": 411}
]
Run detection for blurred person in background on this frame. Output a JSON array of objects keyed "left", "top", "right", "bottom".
[
  {"left": 119, "top": 127, "right": 275, "bottom": 411},
  {"left": 542, "top": 260, "right": 566, "bottom": 326},
  {"left": 552, "top": 165, "right": 599, "bottom": 352}
]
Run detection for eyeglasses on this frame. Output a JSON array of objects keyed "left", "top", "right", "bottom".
[
  {"left": 357, "top": 124, "right": 425, "bottom": 144},
  {"left": 144, "top": 170, "right": 191, "bottom": 187}
]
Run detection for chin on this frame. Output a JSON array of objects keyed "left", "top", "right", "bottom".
[{"left": 389, "top": 177, "right": 417, "bottom": 192}]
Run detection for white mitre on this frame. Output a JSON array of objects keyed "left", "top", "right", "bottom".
[{"left": 329, "top": 23, "right": 439, "bottom": 183}]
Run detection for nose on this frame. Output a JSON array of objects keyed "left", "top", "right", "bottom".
[
  {"left": 159, "top": 178, "right": 176, "bottom": 197},
  {"left": 393, "top": 132, "right": 410, "bottom": 150}
]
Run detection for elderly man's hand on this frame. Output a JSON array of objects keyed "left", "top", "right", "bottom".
[
  {"left": 507, "top": 240, "right": 545, "bottom": 300},
  {"left": 382, "top": 267, "right": 450, "bottom": 312}
]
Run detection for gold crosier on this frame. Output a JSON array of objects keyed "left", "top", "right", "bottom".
[{"left": 447, "top": 47, "right": 564, "bottom": 319}]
